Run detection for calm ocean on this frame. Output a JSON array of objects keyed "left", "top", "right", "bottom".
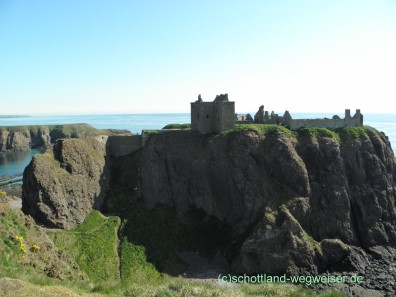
[{"left": 0, "top": 113, "right": 395, "bottom": 179}]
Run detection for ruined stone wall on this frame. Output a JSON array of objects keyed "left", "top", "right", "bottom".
[
  {"left": 214, "top": 101, "right": 235, "bottom": 133},
  {"left": 191, "top": 101, "right": 235, "bottom": 134},
  {"left": 191, "top": 102, "right": 214, "bottom": 134},
  {"left": 106, "top": 135, "right": 142, "bottom": 157},
  {"left": 287, "top": 117, "right": 363, "bottom": 130}
]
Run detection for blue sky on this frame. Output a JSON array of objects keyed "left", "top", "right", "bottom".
[{"left": 0, "top": 0, "right": 395, "bottom": 114}]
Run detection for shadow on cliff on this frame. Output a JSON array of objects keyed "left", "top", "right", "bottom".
[{"left": 101, "top": 146, "right": 236, "bottom": 277}]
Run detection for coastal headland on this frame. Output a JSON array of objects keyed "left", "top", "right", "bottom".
[{"left": 15, "top": 123, "right": 396, "bottom": 297}]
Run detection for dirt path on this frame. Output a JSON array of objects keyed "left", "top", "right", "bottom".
[{"left": 8, "top": 197, "right": 22, "bottom": 209}]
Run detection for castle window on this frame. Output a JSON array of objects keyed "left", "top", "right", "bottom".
[
  {"left": 197, "top": 113, "right": 199, "bottom": 118},
  {"left": 206, "top": 114, "right": 209, "bottom": 119}
]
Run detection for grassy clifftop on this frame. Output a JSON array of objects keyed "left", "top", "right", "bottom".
[
  {"left": 0, "top": 124, "right": 132, "bottom": 151},
  {"left": 228, "top": 124, "right": 386, "bottom": 143},
  {"left": 0, "top": 123, "right": 98, "bottom": 135}
]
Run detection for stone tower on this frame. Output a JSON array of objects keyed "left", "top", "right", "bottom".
[{"left": 191, "top": 94, "right": 235, "bottom": 134}]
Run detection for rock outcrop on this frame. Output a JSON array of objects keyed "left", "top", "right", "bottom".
[
  {"left": 0, "top": 124, "right": 100, "bottom": 152},
  {"left": 129, "top": 127, "right": 395, "bottom": 277},
  {"left": 22, "top": 138, "right": 109, "bottom": 229},
  {"left": 22, "top": 125, "right": 396, "bottom": 295}
]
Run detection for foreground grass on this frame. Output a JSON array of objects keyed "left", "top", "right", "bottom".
[
  {"left": 48, "top": 211, "right": 122, "bottom": 288},
  {"left": 1, "top": 202, "right": 347, "bottom": 297},
  {"left": 0, "top": 277, "right": 103, "bottom": 297},
  {"left": 0, "top": 276, "right": 347, "bottom": 297}
]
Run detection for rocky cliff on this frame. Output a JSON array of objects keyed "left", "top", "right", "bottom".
[
  {"left": 22, "top": 138, "right": 109, "bottom": 229},
  {"left": 22, "top": 125, "right": 396, "bottom": 295},
  {"left": 132, "top": 127, "right": 396, "bottom": 272},
  {"left": 0, "top": 123, "right": 128, "bottom": 152}
]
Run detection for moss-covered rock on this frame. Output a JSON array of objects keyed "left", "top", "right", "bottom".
[{"left": 22, "top": 138, "right": 109, "bottom": 229}]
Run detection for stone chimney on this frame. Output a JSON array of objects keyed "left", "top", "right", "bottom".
[{"left": 345, "top": 109, "right": 351, "bottom": 118}]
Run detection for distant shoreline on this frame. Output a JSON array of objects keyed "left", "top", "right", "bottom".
[{"left": 0, "top": 115, "right": 30, "bottom": 119}]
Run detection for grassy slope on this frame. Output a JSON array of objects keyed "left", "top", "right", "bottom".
[
  {"left": 49, "top": 211, "right": 121, "bottom": 288},
  {"left": 0, "top": 201, "right": 91, "bottom": 291},
  {"left": 0, "top": 202, "right": 347, "bottom": 297}
]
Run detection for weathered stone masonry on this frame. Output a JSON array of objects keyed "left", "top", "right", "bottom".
[
  {"left": 284, "top": 109, "right": 363, "bottom": 130},
  {"left": 191, "top": 94, "right": 235, "bottom": 134},
  {"left": 236, "top": 105, "right": 363, "bottom": 131}
]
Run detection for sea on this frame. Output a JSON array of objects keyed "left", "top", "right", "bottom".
[{"left": 0, "top": 113, "right": 395, "bottom": 180}]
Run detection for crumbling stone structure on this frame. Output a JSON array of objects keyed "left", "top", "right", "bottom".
[
  {"left": 235, "top": 113, "right": 253, "bottom": 123},
  {"left": 192, "top": 94, "right": 363, "bottom": 133},
  {"left": 236, "top": 105, "right": 363, "bottom": 130},
  {"left": 236, "top": 106, "right": 281, "bottom": 125},
  {"left": 191, "top": 94, "right": 235, "bottom": 134},
  {"left": 283, "top": 109, "right": 363, "bottom": 130}
]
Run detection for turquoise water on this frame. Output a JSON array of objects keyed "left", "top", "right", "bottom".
[
  {"left": 0, "top": 113, "right": 394, "bottom": 179},
  {"left": 0, "top": 148, "right": 46, "bottom": 179}
]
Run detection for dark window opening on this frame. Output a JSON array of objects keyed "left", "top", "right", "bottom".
[
  {"left": 206, "top": 114, "right": 209, "bottom": 119},
  {"left": 197, "top": 113, "right": 199, "bottom": 118}
]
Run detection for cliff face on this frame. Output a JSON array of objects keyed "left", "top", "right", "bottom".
[
  {"left": 139, "top": 128, "right": 396, "bottom": 246},
  {"left": 22, "top": 126, "right": 396, "bottom": 277},
  {"left": 0, "top": 124, "right": 99, "bottom": 151}
]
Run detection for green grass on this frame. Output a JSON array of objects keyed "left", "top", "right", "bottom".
[
  {"left": 0, "top": 204, "right": 30, "bottom": 279},
  {"left": 227, "top": 124, "right": 297, "bottom": 137},
  {"left": 337, "top": 126, "right": 367, "bottom": 141},
  {"left": 142, "top": 129, "right": 160, "bottom": 135},
  {"left": 61, "top": 137, "right": 104, "bottom": 161},
  {"left": 297, "top": 128, "right": 339, "bottom": 140},
  {"left": 0, "top": 202, "right": 92, "bottom": 291},
  {"left": 0, "top": 203, "right": 348, "bottom": 297},
  {"left": 294, "top": 126, "right": 387, "bottom": 145},
  {"left": 120, "top": 238, "right": 162, "bottom": 285},
  {"left": 162, "top": 123, "right": 191, "bottom": 130},
  {"left": 302, "top": 231, "right": 320, "bottom": 250},
  {"left": 363, "top": 126, "right": 384, "bottom": 141},
  {"left": 0, "top": 276, "right": 349, "bottom": 297},
  {"left": 49, "top": 211, "right": 121, "bottom": 286}
]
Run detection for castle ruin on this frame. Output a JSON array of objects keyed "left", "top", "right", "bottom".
[
  {"left": 284, "top": 109, "right": 363, "bottom": 130},
  {"left": 191, "top": 94, "right": 235, "bottom": 134},
  {"left": 191, "top": 94, "right": 363, "bottom": 134},
  {"left": 237, "top": 106, "right": 363, "bottom": 130}
]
